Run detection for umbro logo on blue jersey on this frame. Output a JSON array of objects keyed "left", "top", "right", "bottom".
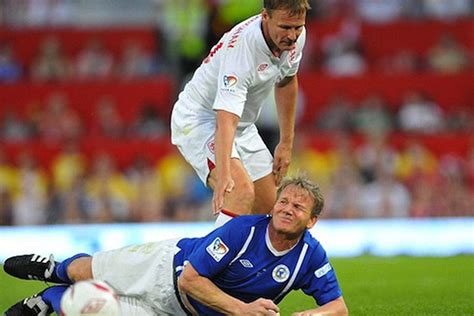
[{"left": 239, "top": 259, "right": 253, "bottom": 268}]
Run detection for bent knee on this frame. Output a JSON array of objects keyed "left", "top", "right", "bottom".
[
  {"left": 67, "top": 257, "right": 93, "bottom": 282},
  {"left": 234, "top": 181, "right": 255, "bottom": 202}
]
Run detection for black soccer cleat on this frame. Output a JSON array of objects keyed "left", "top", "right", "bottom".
[
  {"left": 3, "top": 254, "right": 64, "bottom": 284},
  {"left": 3, "top": 290, "right": 53, "bottom": 316}
]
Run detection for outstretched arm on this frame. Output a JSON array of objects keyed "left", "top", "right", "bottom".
[
  {"left": 178, "top": 263, "right": 279, "bottom": 315},
  {"left": 273, "top": 75, "right": 298, "bottom": 185},
  {"left": 292, "top": 296, "right": 348, "bottom": 316}
]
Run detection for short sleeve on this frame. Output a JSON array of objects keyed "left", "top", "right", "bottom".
[
  {"left": 300, "top": 243, "right": 342, "bottom": 306},
  {"left": 186, "top": 218, "right": 249, "bottom": 278},
  {"left": 212, "top": 41, "right": 255, "bottom": 118}
]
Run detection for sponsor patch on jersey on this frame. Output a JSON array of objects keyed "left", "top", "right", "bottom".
[
  {"left": 223, "top": 75, "right": 238, "bottom": 88},
  {"left": 257, "top": 63, "right": 269, "bottom": 72},
  {"left": 314, "top": 262, "right": 332, "bottom": 278},
  {"left": 239, "top": 259, "right": 254, "bottom": 268},
  {"left": 272, "top": 264, "right": 290, "bottom": 283},
  {"left": 206, "top": 237, "right": 229, "bottom": 262}
]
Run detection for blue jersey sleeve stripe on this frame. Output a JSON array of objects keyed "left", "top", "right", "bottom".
[
  {"left": 275, "top": 242, "right": 309, "bottom": 302},
  {"left": 230, "top": 226, "right": 255, "bottom": 265}
]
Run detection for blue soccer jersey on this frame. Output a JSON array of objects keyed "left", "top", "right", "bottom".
[{"left": 174, "top": 215, "right": 342, "bottom": 315}]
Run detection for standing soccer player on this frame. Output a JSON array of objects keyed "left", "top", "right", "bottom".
[{"left": 171, "top": 0, "right": 309, "bottom": 225}]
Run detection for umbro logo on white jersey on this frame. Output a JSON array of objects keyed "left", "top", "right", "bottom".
[{"left": 239, "top": 259, "right": 254, "bottom": 268}]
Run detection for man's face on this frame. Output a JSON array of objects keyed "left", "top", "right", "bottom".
[
  {"left": 262, "top": 8, "right": 306, "bottom": 53},
  {"left": 271, "top": 185, "right": 317, "bottom": 236}
]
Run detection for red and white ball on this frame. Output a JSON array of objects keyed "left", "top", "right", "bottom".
[{"left": 61, "top": 280, "right": 121, "bottom": 316}]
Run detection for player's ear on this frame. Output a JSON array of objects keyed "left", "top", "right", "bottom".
[
  {"left": 262, "top": 8, "right": 270, "bottom": 22},
  {"left": 306, "top": 216, "right": 317, "bottom": 229}
]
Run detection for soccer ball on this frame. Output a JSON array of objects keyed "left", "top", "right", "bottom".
[{"left": 61, "top": 280, "right": 121, "bottom": 315}]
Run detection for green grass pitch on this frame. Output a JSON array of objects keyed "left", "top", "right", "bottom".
[{"left": 1, "top": 256, "right": 473, "bottom": 315}]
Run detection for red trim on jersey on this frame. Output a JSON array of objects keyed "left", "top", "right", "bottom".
[
  {"left": 221, "top": 209, "right": 239, "bottom": 218},
  {"left": 207, "top": 158, "right": 216, "bottom": 171}
]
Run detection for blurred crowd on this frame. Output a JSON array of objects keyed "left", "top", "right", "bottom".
[{"left": 0, "top": 0, "right": 473, "bottom": 225}]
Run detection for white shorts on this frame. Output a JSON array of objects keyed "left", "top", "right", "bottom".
[
  {"left": 92, "top": 239, "right": 188, "bottom": 316},
  {"left": 171, "top": 116, "right": 273, "bottom": 186}
]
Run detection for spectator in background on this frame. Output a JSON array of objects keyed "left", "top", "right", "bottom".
[
  {"left": 1, "top": 106, "right": 33, "bottom": 141},
  {"left": 13, "top": 152, "right": 48, "bottom": 225},
  {"left": 51, "top": 140, "right": 86, "bottom": 194},
  {"left": 92, "top": 96, "right": 124, "bottom": 139},
  {"left": 30, "top": 36, "right": 71, "bottom": 82},
  {"left": 394, "top": 140, "right": 438, "bottom": 186},
  {"left": 355, "top": 0, "right": 406, "bottom": 23},
  {"left": 0, "top": 42, "right": 22, "bottom": 82},
  {"left": 117, "top": 41, "right": 157, "bottom": 79},
  {"left": 0, "top": 149, "right": 18, "bottom": 206},
  {"left": 423, "top": 0, "right": 471, "bottom": 20},
  {"left": 126, "top": 156, "right": 165, "bottom": 222},
  {"left": 398, "top": 91, "right": 444, "bottom": 133},
  {"left": 85, "top": 152, "right": 133, "bottom": 222},
  {"left": 36, "top": 92, "right": 83, "bottom": 142},
  {"left": 75, "top": 37, "right": 113, "bottom": 80},
  {"left": 155, "top": 152, "right": 196, "bottom": 221},
  {"left": 377, "top": 50, "right": 420, "bottom": 75},
  {"left": 128, "top": 103, "right": 167, "bottom": 140},
  {"left": 355, "top": 133, "right": 397, "bottom": 184},
  {"left": 357, "top": 167, "right": 411, "bottom": 218},
  {"left": 316, "top": 93, "right": 353, "bottom": 131},
  {"left": 351, "top": 93, "right": 393, "bottom": 135},
  {"left": 155, "top": 0, "right": 208, "bottom": 81},
  {"left": 427, "top": 33, "right": 470, "bottom": 73},
  {"left": 0, "top": 189, "right": 14, "bottom": 225},
  {"left": 322, "top": 16, "right": 367, "bottom": 76},
  {"left": 257, "top": 85, "right": 306, "bottom": 153},
  {"left": 466, "top": 142, "right": 474, "bottom": 198}
]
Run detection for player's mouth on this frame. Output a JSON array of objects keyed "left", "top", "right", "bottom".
[
  {"left": 279, "top": 216, "right": 293, "bottom": 224},
  {"left": 284, "top": 40, "right": 296, "bottom": 49}
]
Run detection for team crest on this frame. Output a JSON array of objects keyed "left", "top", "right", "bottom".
[
  {"left": 272, "top": 264, "right": 290, "bottom": 283},
  {"left": 206, "top": 237, "right": 229, "bottom": 262},
  {"left": 223, "top": 75, "right": 238, "bottom": 88}
]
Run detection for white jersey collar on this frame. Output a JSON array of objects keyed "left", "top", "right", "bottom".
[{"left": 265, "top": 224, "right": 301, "bottom": 256}]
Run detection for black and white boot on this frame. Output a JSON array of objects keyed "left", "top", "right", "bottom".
[
  {"left": 3, "top": 254, "right": 63, "bottom": 284},
  {"left": 3, "top": 290, "right": 53, "bottom": 316}
]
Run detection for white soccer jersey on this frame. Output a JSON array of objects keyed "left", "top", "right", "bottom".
[{"left": 171, "top": 14, "right": 306, "bottom": 132}]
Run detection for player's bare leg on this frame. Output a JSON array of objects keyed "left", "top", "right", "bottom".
[
  {"left": 252, "top": 172, "right": 277, "bottom": 214},
  {"left": 67, "top": 257, "right": 93, "bottom": 281},
  {"left": 208, "top": 158, "right": 255, "bottom": 216}
]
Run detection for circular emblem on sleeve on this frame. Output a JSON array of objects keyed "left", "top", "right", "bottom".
[{"left": 272, "top": 264, "right": 290, "bottom": 283}]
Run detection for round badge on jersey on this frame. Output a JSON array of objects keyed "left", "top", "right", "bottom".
[{"left": 272, "top": 264, "right": 290, "bottom": 283}]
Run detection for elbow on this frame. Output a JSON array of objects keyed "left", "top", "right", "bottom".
[
  {"left": 340, "top": 304, "right": 349, "bottom": 316},
  {"left": 337, "top": 298, "right": 349, "bottom": 316}
]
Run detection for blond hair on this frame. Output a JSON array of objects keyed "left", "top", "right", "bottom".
[{"left": 277, "top": 176, "right": 324, "bottom": 217}]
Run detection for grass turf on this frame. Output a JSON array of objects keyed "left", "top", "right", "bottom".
[{"left": 1, "top": 256, "right": 473, "bottom": 315}]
